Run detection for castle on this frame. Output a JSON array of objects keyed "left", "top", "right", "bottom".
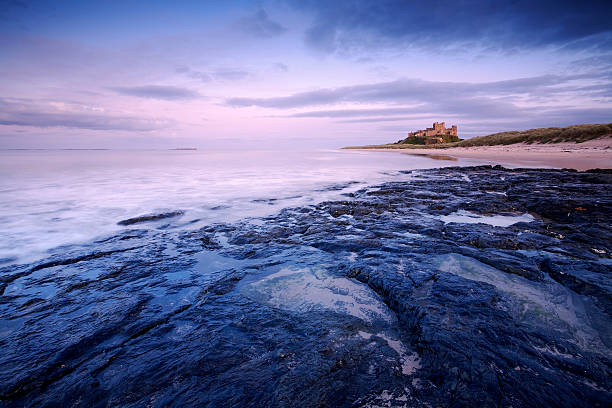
[{"left": 405, "top": 122, "right": 459, "bottom": 145}]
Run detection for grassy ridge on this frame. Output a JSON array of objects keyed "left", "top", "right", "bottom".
[
  {"left": 344, "top": 123, "right": 612, "bottom": 149},
  {"left": 455, "top": 123, "right": 612, "bottom": 147}
]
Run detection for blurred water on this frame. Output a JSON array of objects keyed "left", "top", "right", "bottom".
[{"left": 0, "top": 148, "right": 482, "bottom": 265}]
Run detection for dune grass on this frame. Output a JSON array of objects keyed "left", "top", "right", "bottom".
[
  {"left": 344, "top": 123, "right": 612, "bottom": 150},
  {"left": 455, "top": 123, "right": 612, "bottom": 147}
]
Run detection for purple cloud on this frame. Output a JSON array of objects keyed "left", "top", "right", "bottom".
[{"left": 111, "top": 85, "right": 199, "bottom": 100}]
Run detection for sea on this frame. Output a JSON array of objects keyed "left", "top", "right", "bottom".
[{"left": 0, "top": 149, "right": 486, "bottom": 266}]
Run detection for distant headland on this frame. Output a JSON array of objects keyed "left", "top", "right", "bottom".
[
  {"left": 344, "top": 123, "right": 612, "bottom": 170},
  {"left": 345, "top": 123, "right": 612, "bottom": 149}
]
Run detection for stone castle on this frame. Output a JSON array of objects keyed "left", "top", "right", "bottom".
[
  {"left": 403, "top": 122, "right": 459, "bottom": 145},
  {"left": 409, "top": 122, "right": 457, "bottom": 138}
]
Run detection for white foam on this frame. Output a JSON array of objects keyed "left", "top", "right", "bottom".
[{"left": 440, "top": 210, "right": 534, "bottom": 227}]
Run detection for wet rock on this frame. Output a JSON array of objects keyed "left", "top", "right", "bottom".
[
  {"left": 0, "top": 166, "right": 610, "bottom": 407},
  {"left": 117, "top": 210, "right": 185, "bottom": 226}
]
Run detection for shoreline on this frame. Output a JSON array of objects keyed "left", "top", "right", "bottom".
[
  {"left": 350, "top": 138, "right": 612, "bottom": 171},
  {"left": 2, "top": 166, "right": 610, "bottom": 406}
]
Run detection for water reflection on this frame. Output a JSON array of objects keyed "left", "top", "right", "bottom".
[{"left": 406, "top": 153, "right": 458, "bottom": 161}]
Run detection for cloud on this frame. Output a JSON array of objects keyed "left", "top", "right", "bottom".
[
  {"left": 212, "top": 69, "right": 250, "bottom": 81},
  {"left": 570, "top": 54, "right": 612, "bottom": 71},
  {"left": 0, "top": 98, "right": 172, "bottom": 131},
  {"left": 371, "top": 105, "right": 612, "bottom": 138},
  {"left": 184, "top": 69, "right": 213, "bottom": 82},
  {"left": 226, "top": 74, "right": 610, "bottom": 109},
  {"left": 227, "top": 73, "right": 612, "bottom": 133},
  {"left": 273, "top": 62, "right": 289, "bottom": 72},
  {"left": 177, "top": 66, "right": 251, "bottom": 82},
  {"left": 337, "top": 116, "right": 446, "bottom": 123},
  {"left": 288, "top": 0, "right": 612, "bottom": 53},
  {"left": 289, "top": 107, "right": 421, "bottom": 117},
  {"left": 521, "top": 107, "right": 612, "bottom": 125},
  {"left": 111, "top": 85, "right": 199, "bottom": 100},
  {"left": 239, "top": 9, "right": 287, "bottom": 38},
  {"left": 436, "top": 107, "right": 612, "bottom": 137},
  {"left": 227, "top": 88, "right": 344, "bottom": 108}
]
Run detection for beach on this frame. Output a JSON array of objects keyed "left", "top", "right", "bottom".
[{"left": 361, "top": 138, "right": 612, "bottom": 171}]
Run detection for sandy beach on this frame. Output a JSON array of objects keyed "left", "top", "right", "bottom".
[{"left": 363, "top": 138, "right": 612, "bottom": 171}]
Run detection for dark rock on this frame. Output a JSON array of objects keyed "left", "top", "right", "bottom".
[
  {"left": 117, "top": 210, "right": 185, "bottom": 226},
  {"left": 1, "top": 166, "right": 610, "bottom": 407}
]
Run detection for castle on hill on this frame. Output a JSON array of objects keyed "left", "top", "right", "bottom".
[
  {"left": 403, "top": 122, "right": 459, "bottom": 145},
  {"left": 408, "top": 122, "right": 457, "bottom": 138}
]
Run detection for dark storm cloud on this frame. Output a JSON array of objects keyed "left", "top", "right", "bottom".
[
  {"left": 239, "top": 9, "right": 287, "bottom": 38},
  {"left": 226, "top": 74, "right": 609, "bottom": 109},
  {"left": 0, "top": 98, "right": 171, "bottom": 131},
  {"left": 111, "top": 85, "right": 199, "bottom": 100},
  {"left": 289, "top": 0, "right": 612, "bottom": 52}
]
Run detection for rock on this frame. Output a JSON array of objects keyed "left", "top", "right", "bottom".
[
  {"left": 117, "top": 210, "right": 185, "bottom": 226},
  {"left": 0, "top": 166, "right": 610, "bottom": 407}
]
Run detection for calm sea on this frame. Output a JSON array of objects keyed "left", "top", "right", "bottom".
[{"left": 0, "top": 149, "right": 485, "bottom": 265}]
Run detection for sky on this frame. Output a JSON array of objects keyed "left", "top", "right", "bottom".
[{"left": 1, "top": 0, "right": 611, "bottom": 149}]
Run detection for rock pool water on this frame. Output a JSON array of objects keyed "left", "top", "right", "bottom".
[
  {"left": 0, "top": 166, "right": 610, "bottom": 407},
  {"left": 439, "top": 209, "right": 535, "bottom": 226},
  {"left": 241, "top": 266, "right": 395, "bottom": 323}
]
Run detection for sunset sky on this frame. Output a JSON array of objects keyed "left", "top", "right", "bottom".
[{"left": 1, "top": 0, "right": 611, "bottom": 149}]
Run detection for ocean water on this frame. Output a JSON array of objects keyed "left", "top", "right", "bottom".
[{"left": 0, "top": 149, "right": 483, "bottom": 265}]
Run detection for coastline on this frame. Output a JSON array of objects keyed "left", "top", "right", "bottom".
[
  {"left": 2, "top": 165, "right": 610, "bottom": 406},
  {"left": 350, "top": 138, "right": 612, "bottom": 171}
]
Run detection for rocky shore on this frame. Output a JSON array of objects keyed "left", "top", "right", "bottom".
[{"left": 0, "top": 166, "right": 610, "bottom": 407}]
